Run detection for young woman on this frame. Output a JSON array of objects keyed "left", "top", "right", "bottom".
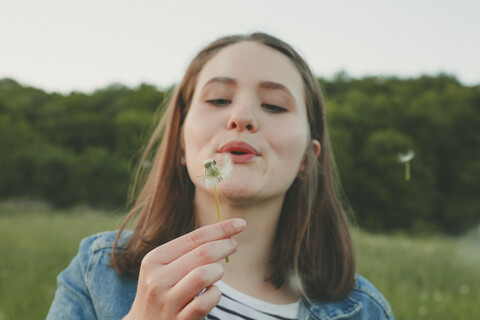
[{"left": 48, "top": 32, "right": 394, "bottom": 320}]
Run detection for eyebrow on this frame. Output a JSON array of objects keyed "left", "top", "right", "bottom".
[
  {"left": 203, "top": 77, "right": 237, "bottom": 87},
  {"left": 258, "top": 81, "right": 295, "bottom": 101},
  {"left": 203, "top": 77, "right": 296, "bottom": 101}
]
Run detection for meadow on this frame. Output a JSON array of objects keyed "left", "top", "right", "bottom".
[{"left": 0, "top": 200, "right": 479, "bottom": 319}]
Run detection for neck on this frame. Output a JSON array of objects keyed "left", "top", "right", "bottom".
[
  {"left": 194, "top": 187, "right": 300, "bottom": 304},
  {"left": 194, "top": 188, "right": 284, "bottom": 284}
]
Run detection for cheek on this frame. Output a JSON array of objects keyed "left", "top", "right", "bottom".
[
  {"left": 183, "top": 113, "right": 211, "bottom": 152},
  {"left": 269, "top": 126, "right": 308, "bottom": 174},
  {"left": 183, "top": 108, "right": 225, "bottom": 184},
  {"left": 271, "top": 116, "right": 308, "bottom": 154}
]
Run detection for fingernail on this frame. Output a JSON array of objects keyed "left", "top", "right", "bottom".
[{"left": 232, "top": 219, "right": 246, "bottom": 231}]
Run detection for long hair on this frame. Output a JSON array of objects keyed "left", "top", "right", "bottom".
[{"left": 112, "top": 32, "right": 355, "bottom": 301}]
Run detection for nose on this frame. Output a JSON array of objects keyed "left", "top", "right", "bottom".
[{"left": 227, "top": 102, "right": 257, "bottom": 132}]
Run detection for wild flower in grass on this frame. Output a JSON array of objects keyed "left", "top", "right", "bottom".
[
  {"left": 418, "top": 305, "right": 428, "bottom": 316},
  {"left": 459, "top": 284, "right": 470, "bottom": 295},
  {"left": 398, "top": 150, "right": 415, "bottom": 181},
  {"left": 202, "top": 154, "right": 233, "bottom": 262}
]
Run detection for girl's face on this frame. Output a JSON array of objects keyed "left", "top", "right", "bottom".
[{"left": 183, "top": 41, "right": 317, "bottom": 203}]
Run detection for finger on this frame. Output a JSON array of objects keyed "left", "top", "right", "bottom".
[
  {"left": 178, "top": 285, "right": 221, "bottom": 320},
  {"left": 149, "top": 218, "right": 246, "bottom": 265},
  {"left": 168, "top": 262, "right": 224, "bottom": 312},
  {"left": 162, "top": 237, "right": 237, "bottom": 286}
]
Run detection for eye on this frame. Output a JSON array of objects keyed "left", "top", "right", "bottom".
[
  {"left": 262, "top": 104, "right": 287, "bottom": 113},
  {"left": 206, "top": 99, "right": 231, "bottom": 106}
]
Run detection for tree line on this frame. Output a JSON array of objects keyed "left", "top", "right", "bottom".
[{"left": 0, "top": 74, "right": 478, "bottom": 234}]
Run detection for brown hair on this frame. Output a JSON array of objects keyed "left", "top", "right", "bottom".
[{"left": 112, "top": 32, "right": 355, "bottom": 301}]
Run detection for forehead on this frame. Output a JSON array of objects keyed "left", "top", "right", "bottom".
[{"left": 196, "top": 41, "right": 304, "bottom": 100}]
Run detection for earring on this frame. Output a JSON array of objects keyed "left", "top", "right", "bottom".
[
  {"left": 180, "top": 156, "right": 186, "bottom": 165},
  {"left": 298, "top": 170, "right": 306, "bottom": 180}
]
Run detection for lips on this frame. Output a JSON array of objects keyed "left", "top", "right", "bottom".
[{"left": 219, "top": 141, "right": 258, "bottom": 164}]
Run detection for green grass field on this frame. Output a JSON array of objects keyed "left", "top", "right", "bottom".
[{"left": 0, "top": 201, "right": 479, "bottom": 319}]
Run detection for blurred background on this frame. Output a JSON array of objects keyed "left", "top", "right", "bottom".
[{"left": 0, "top": 1, "right": 479, "bottom": 319}]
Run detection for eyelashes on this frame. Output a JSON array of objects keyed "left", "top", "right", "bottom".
[
  {"left": 206, "top": 99, "right": 287, "bottom": 113},
  {"left": 261, "top": 104, "right": 287, "bottom": 113},
  {"left": 206, "top": 99, "right": 231, "bottom": 106}
]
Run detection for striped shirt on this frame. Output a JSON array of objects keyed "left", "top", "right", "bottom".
[{"left": 207, "top": 281, "right": 299, "bottom": 320}]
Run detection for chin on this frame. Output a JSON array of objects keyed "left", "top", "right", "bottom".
[{"left": 217, "top": 182, "right": 259, "bottom": 201}]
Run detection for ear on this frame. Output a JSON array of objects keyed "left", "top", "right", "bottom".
[
  {"left": 312, "top": 139, "right": 321, "bottom": 159},
  {"left": 299, "top": 139, "right": 322, "bottom": 172}
]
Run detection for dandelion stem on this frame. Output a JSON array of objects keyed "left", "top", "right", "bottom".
[
  {"left": 213, "top": 184, "right": 229, "bottom": 263},
  {"left": 213, "top": 185, "right": 222, "bottom": 222},
  {"left": 405, "top": 161, "right": 411, "bottom": 181}
]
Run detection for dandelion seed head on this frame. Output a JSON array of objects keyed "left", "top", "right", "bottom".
[
  {"left": 433, "top": 291, "right": 443, "bottom": 301},
  {"left": 459, "top": 284, "right": 470, "bottom": 295},
  {"left": 398, "top": 150, "right": 415, "bottom": 162},
  {"left": 418, "top": 305, "right": 428, "bottom": 316},
  {"left": 203, "top": 159, "right": 216, "bottom": 168},
  {"left": 220, "top": 154, "right": 233, "bottom": 180},
  {"left": 202, "top": 154, "right": 233, "bottom": 188}
]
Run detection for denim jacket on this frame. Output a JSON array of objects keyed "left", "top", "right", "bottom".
[{"left": 47, "top": 231, "right": 394, "bottom": 320}]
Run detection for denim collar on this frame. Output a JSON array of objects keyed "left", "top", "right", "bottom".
[{"left": 298, "top": 296, "right": 362, "bottom": 320}]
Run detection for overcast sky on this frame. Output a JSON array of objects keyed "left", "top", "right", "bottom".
[{"left": 1, "top": 0, "right": 479, "bottom": 93}]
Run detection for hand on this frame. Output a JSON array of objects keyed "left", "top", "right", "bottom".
[{"left": 123, "top": 218, "right": 246, "bottom": 320}]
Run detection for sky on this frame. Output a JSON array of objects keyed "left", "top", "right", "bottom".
[{"left": 1, "top": 0, "right": 479, "bottom": 94}]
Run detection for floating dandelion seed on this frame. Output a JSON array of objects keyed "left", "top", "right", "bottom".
[
  {"left": 398, "top": 150, "right": 415, "bottom": 181},
  {"left": 202, "top": 154, "right": 233, "bottom": 262}
]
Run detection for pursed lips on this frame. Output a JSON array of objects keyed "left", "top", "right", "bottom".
[{"left": 219, "top": 141, "right": 259, "bottom": 164}]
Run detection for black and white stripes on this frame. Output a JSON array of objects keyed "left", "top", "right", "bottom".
[{"left": 207, "top": 281, "right": 299, "bottom": 320}]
